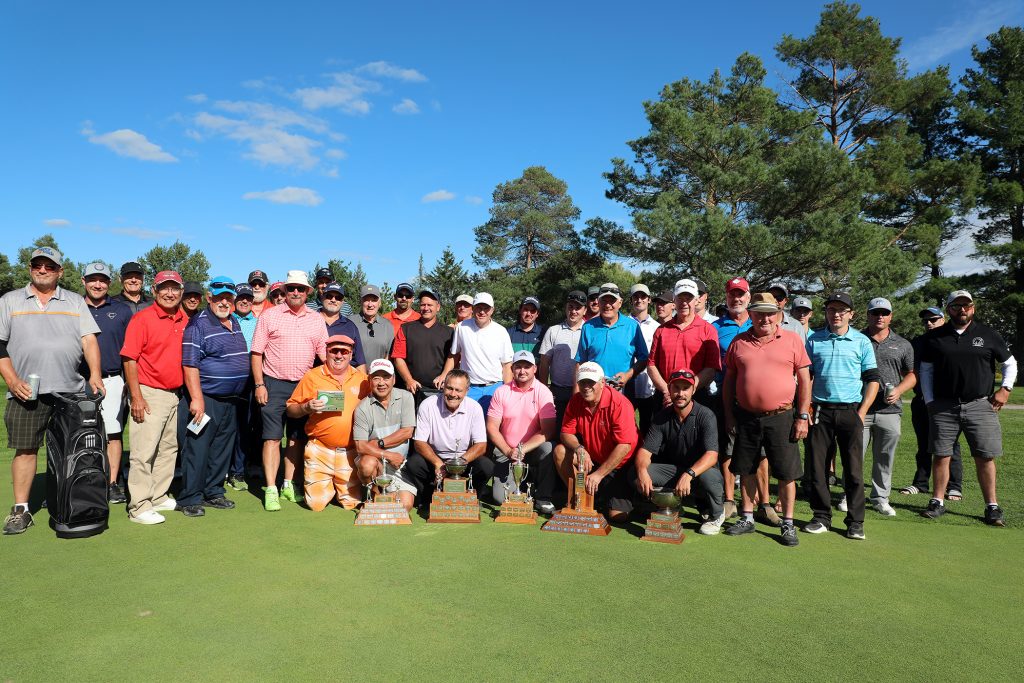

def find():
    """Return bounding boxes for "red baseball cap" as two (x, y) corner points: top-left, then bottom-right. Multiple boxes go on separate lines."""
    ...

(154, 270), (183, 286)
(668, 367), (697, 386)
(725, 277), (750, 293)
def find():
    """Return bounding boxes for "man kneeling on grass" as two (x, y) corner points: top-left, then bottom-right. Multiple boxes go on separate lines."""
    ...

(286, 335), (369, 512)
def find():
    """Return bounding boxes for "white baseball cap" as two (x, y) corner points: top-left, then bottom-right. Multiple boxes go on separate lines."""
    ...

(473, 292), (494, 308)
(512, 350), (536, 365)
(577, 361), (604, 384)
(674, 279), (699, 298)
(368, 358), (395, 376)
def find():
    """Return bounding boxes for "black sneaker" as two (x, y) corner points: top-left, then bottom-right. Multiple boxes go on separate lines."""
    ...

(921, 499), (946, 519)
(203, 496), (236, 510)
(725, 518), (756, 536)
(181, 504), (205, 517)
(108, 482), (127, 504)
(779, 522), (799, 547)
(846, 522), (865, 540)
(984, 505), (1005, 527)
(534, 500), (556, 515)
(803, 519), (829, 534)
(2, 507), (34, 535)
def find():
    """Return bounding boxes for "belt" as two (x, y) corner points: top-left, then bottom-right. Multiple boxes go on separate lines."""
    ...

(815, 402), (859, 410)
(470, 382), (499, 388)
(102, 371), (122, 378)
(743, 403), (793, 417)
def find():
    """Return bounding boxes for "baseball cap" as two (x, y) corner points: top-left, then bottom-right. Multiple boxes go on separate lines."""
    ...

(768, 283), (789, 300)
(726, 277), (750, 293)
(946, 290), (973, 306)
(824, 291), (854, 309)
(653, 290), (674, 303)
(668, 368), (697, 386)
(674, 278), (699, 298)
(208, 276), (236, 297)
(791, 296), (813, 311)
(30, 246), (63, 266)
(314, 268), (333, 281)
(629, 284), (650, 297)
(455, 294), (474, 305)
(269, 281), (285, 295)
(235, 284), (254, 299)
(690, 277), (709, 294)
(473, 292), (494, 308)
(587, 286), (601, 297)
(323, 282), (345, 297)
(512, 350), (536, 366)
(418, 288), (440, 302)
(566, 290), (587, 305)
(368, 358), (395, 376)
(247, 270), (268, 285)
(83, 262), (112, 280)
(395, 282), (415, 295)
(154, 270), (183, 287)
(577, 361), (604, 384)
(868, 297), (892, 313)
(919, 306), (943, 319)
(747, 292), (781, 313)
(520, 296), (541, 309)
(120, 261), (144, 277)
(360, 284), (381, 298)
(598, 283), (622, 300)
(183, 281), (204, 297)
(326, 334), (355, 347)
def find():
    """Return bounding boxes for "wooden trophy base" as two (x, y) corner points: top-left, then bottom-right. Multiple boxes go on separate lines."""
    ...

(495, 495), (537, 524)
(355, 493), (412, 526)
(541, 507), (611, 536)
(428, 479), (480, 523)
(641, 511), (685, 544)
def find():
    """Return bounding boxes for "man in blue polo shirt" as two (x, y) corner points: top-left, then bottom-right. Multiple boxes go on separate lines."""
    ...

(227, 282), (259, 491)
(804, 291), (880, 540)
(177, 277), (250, 517)
(82, 262), (134, 504)
(575, 283), (648, 390)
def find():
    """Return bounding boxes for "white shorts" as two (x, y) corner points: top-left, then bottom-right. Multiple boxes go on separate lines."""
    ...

(100, 375), (127, 435)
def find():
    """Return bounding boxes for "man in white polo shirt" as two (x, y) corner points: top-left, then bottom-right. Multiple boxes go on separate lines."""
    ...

(441, 291), (513, 415)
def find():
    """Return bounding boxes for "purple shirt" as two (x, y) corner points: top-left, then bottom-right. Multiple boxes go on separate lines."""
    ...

(413, 394), (486, 460)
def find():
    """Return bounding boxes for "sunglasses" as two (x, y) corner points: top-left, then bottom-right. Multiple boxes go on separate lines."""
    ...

(30, 261), (60, 272)
(322, 293), (342, 301)
(327, 347), (352, 355)
(599, 287), (620, 295)
(210, 281), (236, 292)
(396, 292), (413, 299)
(948, 303), (973, 311)
(285, 285), (307, 293)
(926, 316), (942, 323)
(366, 321), (375, 337)
(668, 370), (695, 382)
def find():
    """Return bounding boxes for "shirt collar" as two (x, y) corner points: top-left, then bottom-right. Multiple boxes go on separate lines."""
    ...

(440, 397), (467, 417)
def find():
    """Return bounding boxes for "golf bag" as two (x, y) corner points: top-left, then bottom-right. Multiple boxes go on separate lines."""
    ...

(45, 392), (109, 539)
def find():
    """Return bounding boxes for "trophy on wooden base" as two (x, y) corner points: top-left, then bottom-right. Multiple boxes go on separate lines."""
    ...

(428, 442), (480, 523)
(541, 461), (610, 536)
(641, 489), (685, 544)
(496, 449), (537, 524)
(355, 462), (412, 526)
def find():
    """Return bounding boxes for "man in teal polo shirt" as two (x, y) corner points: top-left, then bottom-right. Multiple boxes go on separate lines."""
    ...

(803, 291), (880, 540)
(574, 283), (648, 390)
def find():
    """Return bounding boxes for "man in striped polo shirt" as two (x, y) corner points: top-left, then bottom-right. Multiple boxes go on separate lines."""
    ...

(251, 270), (328, 511)
(177, 278), (250, 517)
(803, 292), (880, 540)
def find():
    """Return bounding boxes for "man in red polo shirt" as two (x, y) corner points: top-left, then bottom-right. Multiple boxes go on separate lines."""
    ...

(121, 270), (188, 525)
(647, 278), (721, 408)
(383, 282), (421, 334)
(552, 361), (638, 522)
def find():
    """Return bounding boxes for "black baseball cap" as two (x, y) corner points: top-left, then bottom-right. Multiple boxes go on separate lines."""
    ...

(247, 270), (268, 284)
(183, 281), (204, 297)
(567, 290), (587, 305)
(235, 284), (254, 299)
(690, 277), (708, 294)
(418, 288), (440, 302)
(323, 282), (345, 296)
(824, 291), (854, 309)
(315, 268), (333, 281)
(396, 282), (415, 295)
(120, 261), (144, 277)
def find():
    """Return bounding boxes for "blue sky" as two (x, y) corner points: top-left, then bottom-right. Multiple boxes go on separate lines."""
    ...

(2, 0), (1021, 289)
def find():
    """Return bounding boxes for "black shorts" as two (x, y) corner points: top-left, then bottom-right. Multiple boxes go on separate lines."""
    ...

(4, 394), (57, 450)
(260, 376), (306, 441)
(730, 407), (802, 481)
(595, 466), (634, 514)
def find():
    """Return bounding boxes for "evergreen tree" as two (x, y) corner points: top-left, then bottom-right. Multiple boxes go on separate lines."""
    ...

(422, 246), (473, 322)
(16, 234), (85, 294)
(138, 241), (210, 287)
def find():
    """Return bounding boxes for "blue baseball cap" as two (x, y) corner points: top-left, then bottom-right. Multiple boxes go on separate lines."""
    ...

(208, 276), (236, 297)
(919, 306), (943, 319)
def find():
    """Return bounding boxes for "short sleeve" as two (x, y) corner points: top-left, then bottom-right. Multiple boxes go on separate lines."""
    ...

(861, 337), (877, 371)
(352, 400), (372, 441)
(78, 298), (100, 336)
(120, 312), (145, 361)
(574, 325), (590, 364)
(286, 371), (317, 407)
(414, 401), (433, 442)
(251, 314), (270, 355)
(500, 329), (514, 363)
(487, 386), (507, 422)
(702, 329), (722, 371)
(538, 327), (555, 357)
(392, 324), (408, 359)
(793, 336), (811, 369)
(538, 385), (556, 421)
(469, 401), (487, 444)
(398, 391), (416, 428)
(181, 319), (203, 368)
(450, 324), (463, 355)
(642, 412), (667, 455)
(698, 407), (719, 454)
(610, 395), (639, 445)
(561, 395), (581, 434)
(632, 325), (649, 363)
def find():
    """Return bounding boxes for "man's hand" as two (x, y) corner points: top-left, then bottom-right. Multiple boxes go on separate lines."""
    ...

(724, 414), (736, 436)
(856, 409), (868, 424)
(434, 463), (446, 482)
(792, 417), (808, 441)
(130, 395), (151, 424)
(573, 447), (593, 474)
(584, 470), (605, 495)
(406, 379), (422, 395)
(88, 374), (105, 398)
(189, 396), (206, 424)
(660, 387), (672, 407)
(610, 373), (628, 389)
(432, 374), (445, 390)
(636, 469), (654, 497)
(884, 387), (901, 405)
(674, 473), (692, 498)
(8, 376), (32, 402)
(255, 385), (269, 406)
(991, 387), (1011, 412)
(383, 451), (404, 469)
(307, 398), (327, 414)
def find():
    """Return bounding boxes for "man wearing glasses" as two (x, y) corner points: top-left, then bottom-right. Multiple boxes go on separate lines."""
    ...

(246, 270), (272, 317)
(0, 247), (103, 535)
(318, 282), (366, 372)
(768, 283), (807, 342)
(112, 261), (153, 315)
(307, 267), (351, 315)
(392, 289), (453, 409)
(803, 292), (879, 540)
(919, 290), (1016, 526)
(383, 282), (421, 334)
(574, 283), (649, 393)
(251, 271), (328, 511)
(348, 284), (394, 364)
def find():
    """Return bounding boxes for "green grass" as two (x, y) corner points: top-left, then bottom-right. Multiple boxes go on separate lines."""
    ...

(1, 387), (1023, 681)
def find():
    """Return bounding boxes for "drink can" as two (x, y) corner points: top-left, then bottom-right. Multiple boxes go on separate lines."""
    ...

(27, 373), (40, 400)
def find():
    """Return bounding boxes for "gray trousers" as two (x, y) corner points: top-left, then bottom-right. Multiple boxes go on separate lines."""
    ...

(489, 441), (555, 504)
(862, 412), (902, 502)
(632, 462), (725, 518)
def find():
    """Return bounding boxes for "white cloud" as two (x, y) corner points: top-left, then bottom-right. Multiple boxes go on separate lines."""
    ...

(108, 226), (178, 240)
(186, 93), (208, 103)
(324, 167), (340, 179)
(325, 148), (347, 160)
(43, 218), (71, 227)
(422, 189), (455, 203)
(464, 196), (484, 205)
(358, 61), (428, 82)
(393, 98), (420, 115)
(195, 110), (322, 170)
(903, 2), (1023, 69)
(243, 186), (323, 206)
(227, 223), (252, 232)
(293, 73), (378, 113)
(85, 128), (178, 163)
(184, 129), (203, 141)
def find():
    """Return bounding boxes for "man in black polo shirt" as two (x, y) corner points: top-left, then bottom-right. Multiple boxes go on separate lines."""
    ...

(111, 261), (152, 314)
(919, 290), (1016, 526)
(82, 262), (134, 503)
(632, 367), (725, 535)
(392, 289), (454, 409)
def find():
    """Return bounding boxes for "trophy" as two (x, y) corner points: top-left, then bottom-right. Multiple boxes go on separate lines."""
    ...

(496, 445), (537, 524)
(428, 438), (480, 523)
(641, 488), (685, 543)
(541, 448), (610, 536)
(354, 454), (411, 526)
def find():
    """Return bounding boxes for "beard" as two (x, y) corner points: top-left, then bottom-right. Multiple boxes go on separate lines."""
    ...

(253, 291), (267, 303)
(211, 307), (232, 320)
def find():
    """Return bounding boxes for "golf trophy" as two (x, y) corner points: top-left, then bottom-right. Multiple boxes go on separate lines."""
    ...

(541, 450), (610, 536)
(641, 489), (685, 544)
(428, 438), (480, 523)
(355, 457), (411, 526)
(495, 445), (537, 524)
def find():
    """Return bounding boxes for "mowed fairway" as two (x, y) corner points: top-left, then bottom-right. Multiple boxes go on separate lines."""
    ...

(1, 390), (1022, 682)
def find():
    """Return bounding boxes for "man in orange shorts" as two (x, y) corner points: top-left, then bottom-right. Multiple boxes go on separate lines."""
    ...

(286, 335), (369, 511)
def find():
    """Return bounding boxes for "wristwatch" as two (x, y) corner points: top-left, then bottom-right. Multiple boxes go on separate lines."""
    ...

(254, 383), (265, 389)
(796, 412), (810, 420)
(685, 468), (696, 479)
(377, 438), (386, 450)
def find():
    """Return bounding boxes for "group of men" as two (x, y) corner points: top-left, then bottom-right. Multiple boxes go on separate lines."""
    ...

(1, 249), (1017, 546)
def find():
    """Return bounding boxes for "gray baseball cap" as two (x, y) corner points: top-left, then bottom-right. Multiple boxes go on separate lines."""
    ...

(790, 296), (813, 311)
(83, 262), (112, 280)
(360, 284), (381, 299)
(868, 297), (892, 313)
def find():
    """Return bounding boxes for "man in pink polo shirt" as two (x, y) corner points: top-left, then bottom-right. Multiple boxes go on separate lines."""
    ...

(121, 270), (187, 525)
(485, 350), (558, 514)
(251, 270), (328, 511)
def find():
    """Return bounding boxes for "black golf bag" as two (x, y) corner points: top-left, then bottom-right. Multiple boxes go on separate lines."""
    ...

(45, 392), (109, 538)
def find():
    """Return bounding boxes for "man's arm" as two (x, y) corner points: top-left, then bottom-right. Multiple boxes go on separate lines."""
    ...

(182, 366), (205, 423)
(413, 439), (445, 481)
(251, 352), (268, 405)
(585, 443), (630, 495)
(537, 354), (551, 385)
(647, 363), (669, 406)
(722, 365), (737, 436)
(0, 346), (30, 400)
(675, 448), (720, 497)
(792, 366), (811, 440)
(486, 417), (513, 458)
(634, 447), (655, 496)
(122, 358), (149, 423)
(81, 333), (104, 396)
(393, 357), (420, 394)
(354, 427), (415, 468)
(501, 362), (512, 384)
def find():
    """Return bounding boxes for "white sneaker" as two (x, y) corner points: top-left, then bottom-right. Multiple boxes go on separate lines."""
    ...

(874, 500), (897, 517)
(699, 512), (726, 535)
(130, 510), (165, 525)
(152, 498), (177, 512)
(837, 495), (848, 512)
